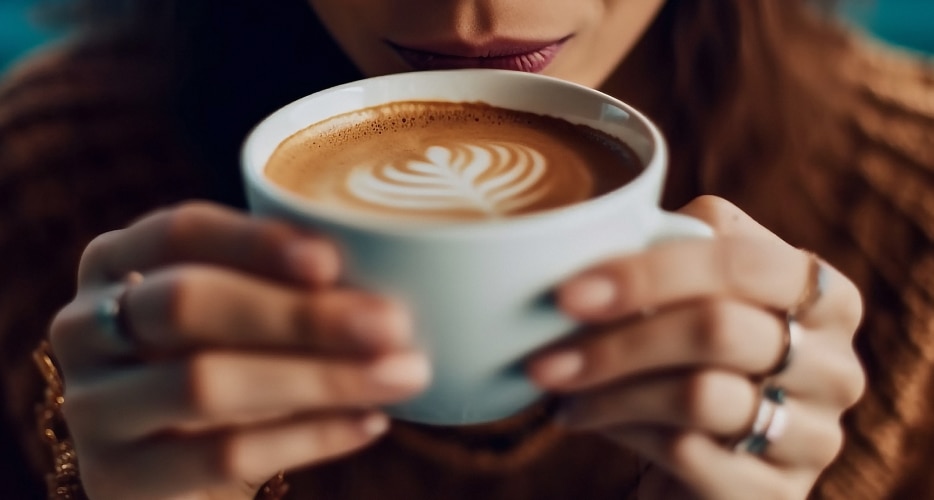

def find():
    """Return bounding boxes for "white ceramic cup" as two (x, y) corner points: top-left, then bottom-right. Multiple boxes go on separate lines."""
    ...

(241, 69), (710, 426)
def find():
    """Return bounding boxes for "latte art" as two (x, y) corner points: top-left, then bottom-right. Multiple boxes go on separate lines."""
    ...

(348, 142), (551, 217)
(265, 101), (642, 221)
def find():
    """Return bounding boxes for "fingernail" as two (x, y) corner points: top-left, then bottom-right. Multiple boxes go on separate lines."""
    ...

(534, 350), (584, 387)
(560, 275), (616, 316)
(286, 240), (338, 284)
(360, 412), (390, 436)
(370, 352), (431, 389)
(346, 300), (413, 348)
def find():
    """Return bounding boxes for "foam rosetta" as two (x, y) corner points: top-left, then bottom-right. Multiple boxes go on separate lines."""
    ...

(348, 142), (550, 217)
(264, 101), (642, 221)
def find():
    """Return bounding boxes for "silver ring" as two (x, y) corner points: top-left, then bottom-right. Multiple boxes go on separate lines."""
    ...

(765, 313), (803, 376)
(94, 271), (143, 346)
(735, 385), (789, 455)
(765, 253), (826, 377)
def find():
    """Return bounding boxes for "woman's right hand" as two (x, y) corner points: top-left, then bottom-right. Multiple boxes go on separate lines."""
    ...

(49, 201), (431, 500)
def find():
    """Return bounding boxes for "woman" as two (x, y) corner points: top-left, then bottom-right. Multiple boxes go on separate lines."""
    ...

(0, 1), (930, 498)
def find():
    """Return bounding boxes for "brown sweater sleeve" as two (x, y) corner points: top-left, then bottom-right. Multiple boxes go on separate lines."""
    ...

(0, 39), (204, 493)
(816, 44), (934, 499)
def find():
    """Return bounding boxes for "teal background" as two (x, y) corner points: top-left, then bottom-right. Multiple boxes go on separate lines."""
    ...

(1, 1), (932, 72)
(841, 0), (934, 54)
(0, 0), (55, 72)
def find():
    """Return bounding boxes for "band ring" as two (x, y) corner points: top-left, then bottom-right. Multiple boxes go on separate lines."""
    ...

(765, 313), (802, 376)
(735, 385), (788, 455)
(790, 251), (828, 320)
(764, 252), (827, 377)
(94, 271), (144, 347)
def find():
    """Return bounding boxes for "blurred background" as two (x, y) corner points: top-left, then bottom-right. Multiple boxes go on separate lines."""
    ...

(0, 0), (55, 72)
(1, 0), (932, 72)
(840, 0), (934, 54)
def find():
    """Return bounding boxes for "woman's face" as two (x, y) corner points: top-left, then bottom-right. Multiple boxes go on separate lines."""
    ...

(308, 0), (665, 88)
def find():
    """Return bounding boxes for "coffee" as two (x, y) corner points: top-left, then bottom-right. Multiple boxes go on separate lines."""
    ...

(265, 101), (641, 221)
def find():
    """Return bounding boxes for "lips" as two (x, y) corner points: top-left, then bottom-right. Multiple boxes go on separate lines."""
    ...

(388, 37), (570, 73)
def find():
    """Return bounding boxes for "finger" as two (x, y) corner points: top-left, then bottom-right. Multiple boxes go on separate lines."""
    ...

(676, 197), (862, 329)
(558, 370), (758, 437)
(675, 196), (785, 242)
(557, 236), (860, 332)
(64, 350), (429, 440)
(529, 309), (863, 411)
(676, 198), (861, 328)
(604, 427), (798, 500)
(771, 330), (866, 410)
(529, 300), (785, 390)
(52, 265), (412, 368)
(78, 201), (340, 287)
(558, 370), (844, 470)
(746, 400), (846, 470)
(128, 266), (411, 354)
(91, 412), (389, 500)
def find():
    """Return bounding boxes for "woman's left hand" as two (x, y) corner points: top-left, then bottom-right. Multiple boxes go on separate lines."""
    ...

(527, 196), (866, 500)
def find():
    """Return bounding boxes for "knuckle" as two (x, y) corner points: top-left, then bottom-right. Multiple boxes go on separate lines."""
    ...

(48, 302), (83, 356)
(81, 231), (118, 266)
(820, 350), (866, 409)
(811, 424), (846, 468)
(718, 237), (767, 294)
(78, 230), (123, 282)
(835, 280), (865, 332)
(162, 203), (217, 244)
(682, 195), (742, 232)
(835, 354), (867, 408)
(175, 200), (222, 218)
(133, 206), (175, 228)
(244, 220), (340, 283)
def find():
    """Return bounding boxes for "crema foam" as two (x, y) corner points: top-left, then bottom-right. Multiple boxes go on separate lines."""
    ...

(265, 101), (641, 221)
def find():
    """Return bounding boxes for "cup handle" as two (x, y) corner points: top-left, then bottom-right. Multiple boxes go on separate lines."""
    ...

(650, 210), (715, 244)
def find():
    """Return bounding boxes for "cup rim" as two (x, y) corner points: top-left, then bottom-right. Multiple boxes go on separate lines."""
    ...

(241, 69), (667, 237)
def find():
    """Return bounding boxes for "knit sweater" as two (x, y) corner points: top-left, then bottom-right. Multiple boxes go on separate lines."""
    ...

(0, 30), (932, 500)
